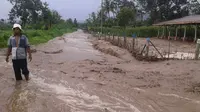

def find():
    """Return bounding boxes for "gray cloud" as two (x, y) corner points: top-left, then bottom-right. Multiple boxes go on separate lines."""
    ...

(42, 0), (101, 21)
(0, 0), (101, 21)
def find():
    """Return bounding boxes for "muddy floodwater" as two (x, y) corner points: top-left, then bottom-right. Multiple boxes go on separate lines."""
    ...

(0, 30), (200, 112)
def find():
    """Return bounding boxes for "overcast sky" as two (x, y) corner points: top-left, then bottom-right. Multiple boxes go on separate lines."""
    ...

(0, 0), (101, 22)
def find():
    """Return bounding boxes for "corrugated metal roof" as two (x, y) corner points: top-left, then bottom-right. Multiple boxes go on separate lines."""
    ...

(153, 15), (200, 26)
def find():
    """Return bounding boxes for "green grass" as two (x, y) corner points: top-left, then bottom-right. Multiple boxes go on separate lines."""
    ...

(0, 27), (76, 48)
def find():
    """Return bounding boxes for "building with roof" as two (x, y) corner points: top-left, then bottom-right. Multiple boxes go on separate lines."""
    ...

(153, 15), (200, 42)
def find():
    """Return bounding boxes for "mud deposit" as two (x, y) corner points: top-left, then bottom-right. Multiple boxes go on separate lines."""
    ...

(0, 30), (200, 112)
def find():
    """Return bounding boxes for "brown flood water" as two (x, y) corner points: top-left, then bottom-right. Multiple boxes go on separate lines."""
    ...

(0, 30), (200, 112)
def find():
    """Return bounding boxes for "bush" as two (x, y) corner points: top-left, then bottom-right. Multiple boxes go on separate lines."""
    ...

(89, 26), (159, 37)
(89, 26), (200, 39)
(0, 24), (76, 48)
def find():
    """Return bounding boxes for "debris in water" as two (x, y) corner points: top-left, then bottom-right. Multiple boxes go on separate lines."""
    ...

(31, 49), (37, 53)
(60, 71), (67, 74)
(43, 49), (63, 54)
(95, 82), (106, 86)
(90, 69), (100, 73)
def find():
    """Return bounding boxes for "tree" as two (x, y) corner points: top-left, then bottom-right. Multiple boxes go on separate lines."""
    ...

(188, 0), (200, 14)
(117, 7), (135, 28)
(51, 10), (61, 24)
(137, 0), (189, 24)
(66, 18), (74, 27)
(102, 0), (114, 18)
(74, 18), (78, 27)
(41, 2), (52, 29)
(7, 0), (63, 29)
(7, 0), (44, 26)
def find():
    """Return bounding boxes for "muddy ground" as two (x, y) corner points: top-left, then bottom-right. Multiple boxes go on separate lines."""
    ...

(0, 30), (200, 112)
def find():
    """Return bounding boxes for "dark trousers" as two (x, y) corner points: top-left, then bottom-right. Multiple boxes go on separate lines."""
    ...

(12, 59), (29, 81)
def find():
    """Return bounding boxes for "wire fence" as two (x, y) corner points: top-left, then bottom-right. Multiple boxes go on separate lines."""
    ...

(92, 32), (199, 61)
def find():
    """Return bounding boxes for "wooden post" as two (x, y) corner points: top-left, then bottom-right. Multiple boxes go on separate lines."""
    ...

(194, 25), (197, 42)
(108, 32), (110, 41)
(149, 41), (164, 59)
(132, 38), (135, 52)
(132, 34), (136, 52)
(168, 38), (171, 59)
(146, 38), (150, 57)
(183, 26), (186, 41)
(157, 28), (160, 38)
(168, 30), (171, 40)
(98, 32), (101, 40)
(195, 39), (200, 60)
(100, 32), (102, 39)
(165, 26), (167, 39)
(118, 36), (120, 46)
(124, 33), (127, 48)
(112, 34), (115, 44)
(175, 27), (178, 40)
(162, 26), (165, 39)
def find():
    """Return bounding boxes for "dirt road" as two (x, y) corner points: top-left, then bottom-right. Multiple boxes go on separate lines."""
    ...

(0, 30), (200, 112)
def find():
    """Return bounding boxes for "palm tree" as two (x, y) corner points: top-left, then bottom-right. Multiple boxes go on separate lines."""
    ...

(102, 0), (117, 19)
(102, 0), (111, 18)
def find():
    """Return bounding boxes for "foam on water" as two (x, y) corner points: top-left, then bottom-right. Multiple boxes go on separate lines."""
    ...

(163, 52), (198, 59)
(31, 75), (141, 112)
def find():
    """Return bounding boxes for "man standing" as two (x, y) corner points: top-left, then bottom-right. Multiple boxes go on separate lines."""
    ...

(6, 24), (32, 81)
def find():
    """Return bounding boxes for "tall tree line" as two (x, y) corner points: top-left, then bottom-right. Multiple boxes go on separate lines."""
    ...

(86, 0), (136, 28)
(6, 0), (77, 29)
(86, 0), (200, 27)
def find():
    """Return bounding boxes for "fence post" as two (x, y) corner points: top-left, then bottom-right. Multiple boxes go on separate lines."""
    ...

(123, 33), (127, 48)
(195, 39), (200, 60)
(118, 35), (120, 46)
(183, 27), (186, 41)
(132, 34), (136, 52)
(104, 33), (106, 41)
(146, 38), (150, 57)
(106, 33), (108, 41)
(112, 34), (115, 44)
(108, 32), (110, 41)
(98, 32), (100, 40)
(162, 27), (165, 39)
(157, 28), (160, 38)
(194, 24), (197, 42)
(175, 26), (178, 40)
